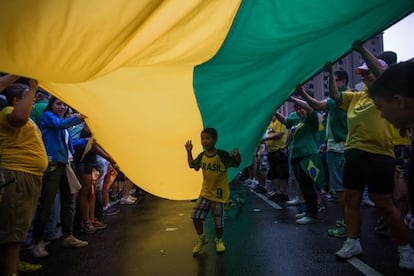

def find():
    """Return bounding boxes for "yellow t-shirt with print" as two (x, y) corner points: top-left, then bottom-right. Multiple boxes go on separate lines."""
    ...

(0, 106), (48, 176)
(192, 150), (239, 203)
(265, 119), (287, 153)
(340, 90), (394, 157)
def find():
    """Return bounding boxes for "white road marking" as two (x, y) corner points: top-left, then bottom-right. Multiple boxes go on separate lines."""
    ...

(249, 189), (282, 210)
(348, 257), (383, 276)
(249, 185), (383, 276)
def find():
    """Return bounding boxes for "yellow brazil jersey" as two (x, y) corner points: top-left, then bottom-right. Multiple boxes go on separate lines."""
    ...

(192, 150), (238, 203)
(340, 90), (394, 157)
(0, 106), (48, 176)
(265, 119), (287, 153)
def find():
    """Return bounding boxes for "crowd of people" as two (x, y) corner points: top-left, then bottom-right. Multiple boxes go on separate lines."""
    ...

(0, 77), (142, 275)
(1, 40), (414, 275)
(240, 41), (414, 271)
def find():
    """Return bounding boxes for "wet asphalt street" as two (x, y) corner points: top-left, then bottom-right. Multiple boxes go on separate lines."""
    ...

(22, 180), (414, 276)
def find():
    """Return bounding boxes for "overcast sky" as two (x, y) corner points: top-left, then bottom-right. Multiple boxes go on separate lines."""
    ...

(383, 12), (414, 62)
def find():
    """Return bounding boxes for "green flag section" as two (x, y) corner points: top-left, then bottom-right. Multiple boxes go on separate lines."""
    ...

(0, 0), (413, 200)
(194, 0), (414, 181)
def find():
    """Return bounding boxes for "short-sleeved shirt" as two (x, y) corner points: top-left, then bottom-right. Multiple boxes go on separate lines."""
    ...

(0, 107), (48, 175)
(265, 119), (287, 152)
(192, 150), (238, 203)
(326, 95), (348, 142)
(339, 90), (394, 157)
(286, 110), (320, 160)
(29, 99), (48, 125)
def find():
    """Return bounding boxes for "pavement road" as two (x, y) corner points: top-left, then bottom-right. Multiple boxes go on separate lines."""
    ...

(24, 180), (414, 276)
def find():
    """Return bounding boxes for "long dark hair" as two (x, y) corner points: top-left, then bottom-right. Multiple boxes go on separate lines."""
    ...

(44, 96), (70, 117)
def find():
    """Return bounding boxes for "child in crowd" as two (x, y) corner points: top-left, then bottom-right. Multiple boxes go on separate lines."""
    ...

(185, 128), (241, 255)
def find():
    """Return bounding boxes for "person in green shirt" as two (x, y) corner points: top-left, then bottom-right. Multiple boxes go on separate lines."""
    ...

(297, 71), (349, 238)
(30, 88), (50, 125)
(276, 93), (324, 225)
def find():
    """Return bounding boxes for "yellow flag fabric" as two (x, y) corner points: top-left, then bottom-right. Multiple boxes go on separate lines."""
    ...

(1, 0), (413, 200)
(0, 0), (242, 200)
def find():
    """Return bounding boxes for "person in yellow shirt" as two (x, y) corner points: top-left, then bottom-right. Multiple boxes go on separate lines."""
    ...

(0, 78), (48, 276)
(330, 41), (414, 271)
(368, 59), (414, 233)
(368, 60), (414, 130)
(185, 128), (241, 255)
(261, 111), (289, 201)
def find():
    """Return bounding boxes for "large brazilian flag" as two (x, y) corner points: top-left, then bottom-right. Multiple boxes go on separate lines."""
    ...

(0, 0), (413, 200)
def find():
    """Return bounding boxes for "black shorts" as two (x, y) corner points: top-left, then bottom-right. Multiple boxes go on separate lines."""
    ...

(267, 149), (289, 180)
(343, 149), (395, 194)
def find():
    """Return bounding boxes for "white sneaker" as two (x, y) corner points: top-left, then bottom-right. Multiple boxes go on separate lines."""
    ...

(63, 235), (88, 248)
(296, 216), (318, 225)
(121, 197), (135, 205)
(399, 245), (414, 271)
(31, 241), (49, 258)
(336, 239), (363, 259)
(295, 212), (306, 219)
(128, 195), (137, 202)
(287, 198), (304, 206)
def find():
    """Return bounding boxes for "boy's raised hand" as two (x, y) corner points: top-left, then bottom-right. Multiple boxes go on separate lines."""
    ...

(185, 140), (193, 152)
(230, 148), (241, 163)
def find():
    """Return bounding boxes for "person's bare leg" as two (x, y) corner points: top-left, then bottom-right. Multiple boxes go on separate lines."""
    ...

(344, 189), (362, 238)
(371, 193), (408, 245)
(393, 171), (408, 216)
(78, 173), (92, 223)
(122, 179), (133, 199)
(102, 166), (117, 207)
(277, 178), (288, 195)
(0, 242), (19, 275)
(89, 184), (96, 220)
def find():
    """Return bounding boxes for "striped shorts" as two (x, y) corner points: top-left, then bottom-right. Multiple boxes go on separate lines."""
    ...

(191, 197), (224, 228)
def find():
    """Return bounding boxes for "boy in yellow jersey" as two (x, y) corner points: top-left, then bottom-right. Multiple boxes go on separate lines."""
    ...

(331, 41), (414, 271)
(185, 128), (241, 255)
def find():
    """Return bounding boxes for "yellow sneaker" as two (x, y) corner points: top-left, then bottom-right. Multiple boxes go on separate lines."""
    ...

(18, 261), (42, 273)
(215, 238), (226, 253)
(192, 235), (208, 255)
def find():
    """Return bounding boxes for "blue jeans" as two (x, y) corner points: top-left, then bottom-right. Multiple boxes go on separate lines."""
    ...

(326, 151), (345, 193)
